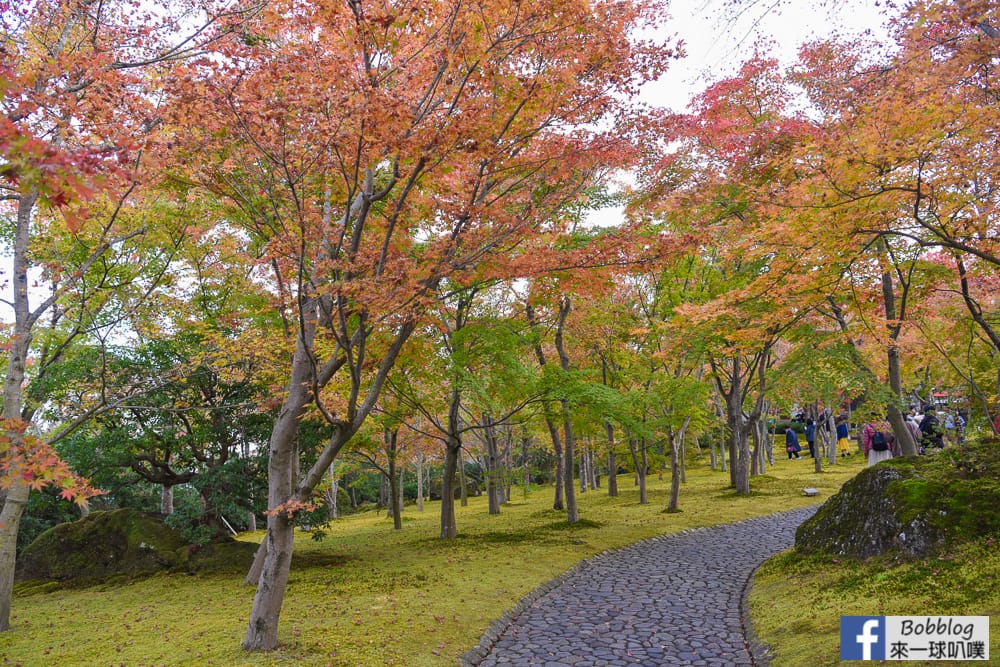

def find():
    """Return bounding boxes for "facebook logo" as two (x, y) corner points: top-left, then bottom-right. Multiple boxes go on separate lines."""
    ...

(841, 616), (885, 660)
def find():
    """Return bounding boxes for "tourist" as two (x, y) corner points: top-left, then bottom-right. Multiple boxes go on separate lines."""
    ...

(862, 418), (894, 466)
(785, 426), (802, 460)
(919, 409), (945, 450)
(836, 416), (851, 457)
(905, 414), (923, 454)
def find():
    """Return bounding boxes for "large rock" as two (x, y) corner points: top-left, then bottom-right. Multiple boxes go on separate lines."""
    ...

(796, 440), (1000, 559)
(16, 508), (257, 583)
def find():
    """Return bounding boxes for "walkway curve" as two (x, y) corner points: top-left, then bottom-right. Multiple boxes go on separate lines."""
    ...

(461, 506), (818, 667)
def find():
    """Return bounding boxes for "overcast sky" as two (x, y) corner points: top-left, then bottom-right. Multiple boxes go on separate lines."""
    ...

(647, 0), (893, 111)
(578, 0), (893, 227)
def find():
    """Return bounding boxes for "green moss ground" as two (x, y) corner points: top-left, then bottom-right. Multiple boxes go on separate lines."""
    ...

(750, 442), (1000, 667)
(3, 453), (864, 666)
(749, 541), (1000, 666)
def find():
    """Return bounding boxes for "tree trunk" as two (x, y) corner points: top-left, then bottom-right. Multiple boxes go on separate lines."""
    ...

(828, 411), (837, 466)
(0, 193), (37, 631)
(667, 429), (681, 512)
(243, 320), (317, 650)
(679, 431), (687, 484)
(526, 301), (564, 511)
(484, 419), (502, 515)
(416, 452), (424, 513)
(161, 485), (174, 515)
(501, 425), (512, 503)
(378, 474), (389, 509)
(544, 412), (565, 511)
(721, 375), (752, 495)
(440, 440), (460, 538)
(605, 421), (619, 497)
(521, 434), (531, 490)
(750, 422), (762, 476)
(560, 400), (579, 522)
(326, 473), (339, 520)
(386, 428), (402, 530)
(627, 436), (648, 504)
(639, 438), (648, 505)
(880, 250), (919, 456)
(0, 481), (28, 631)
(458, 447), (468, 507)
(440, 386), (462, 538)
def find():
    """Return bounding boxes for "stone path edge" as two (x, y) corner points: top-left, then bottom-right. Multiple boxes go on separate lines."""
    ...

(458, 506), (819, 667)
(740, 558), (776, 666)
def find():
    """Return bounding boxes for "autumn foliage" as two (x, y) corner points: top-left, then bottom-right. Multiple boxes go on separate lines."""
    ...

(3, 0), (1000, 658)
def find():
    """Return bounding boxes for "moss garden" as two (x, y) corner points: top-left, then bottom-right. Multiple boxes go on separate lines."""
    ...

(4, 441), (999, 666)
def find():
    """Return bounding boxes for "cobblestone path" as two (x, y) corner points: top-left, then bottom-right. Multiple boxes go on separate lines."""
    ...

(462, 506), (818, 667)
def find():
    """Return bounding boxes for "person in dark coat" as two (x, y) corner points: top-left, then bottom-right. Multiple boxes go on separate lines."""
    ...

(919, 410), (945, 450)
(785, 426), (801, 459)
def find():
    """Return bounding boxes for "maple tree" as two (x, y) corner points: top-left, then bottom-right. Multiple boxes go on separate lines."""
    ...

(0, 0), (259, 631)
(775, 0), (1000, 449)
(636, 56), (816, 494)
(165, 0), (676, 649)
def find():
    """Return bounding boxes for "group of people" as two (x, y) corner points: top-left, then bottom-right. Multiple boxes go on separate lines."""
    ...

(783, 406), (961, 466)
(783, 412), (853, 461)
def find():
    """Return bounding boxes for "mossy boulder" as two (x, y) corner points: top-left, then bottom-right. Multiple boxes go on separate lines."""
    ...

(16, 508), (257, 583)
(796, 439), (1000, 559)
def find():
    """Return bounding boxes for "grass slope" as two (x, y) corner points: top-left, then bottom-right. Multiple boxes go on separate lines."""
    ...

(4, 453), (863, 666)
(750, 443), (1000, 667)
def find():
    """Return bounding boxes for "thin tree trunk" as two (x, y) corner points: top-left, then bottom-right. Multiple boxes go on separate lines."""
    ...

(0, 193), (38, 631)
(560, 399), (579, 522)
(244, 529), (268, 584)
(440, 440), (460, 538)
(880, 248), (919, 456)
(243, 401), (314, 648)
(326, 473), (339, 520)
(828, 411), (837, 466)
(398, 466), (405, 514)
(521, 434), (531, 490)
(679, 432), (687, 484)
(544, 412), (564, 511)
(484, 419), (501, 515)
(639, 438), (648, 505)
(501, 425), (513, 503)
(386, 428), (402, 530)
(667, 428), (681, 512)
(161, 485), (174, 515)
(440, 386), (462, 538)
(416, 452), (424, 513)
(458, 447), (468, 507)
(715, 354), (753, 495)
(0, 481), (28, 631)
(676, 417), (691, 486)
(526, 301), (565, 511)
(725, 384), (752, 495)
(605, 421), (618, 497)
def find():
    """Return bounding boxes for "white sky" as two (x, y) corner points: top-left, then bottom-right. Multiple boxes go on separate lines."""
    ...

(581, 0), (893, 227)
(650, 0), (892, 111)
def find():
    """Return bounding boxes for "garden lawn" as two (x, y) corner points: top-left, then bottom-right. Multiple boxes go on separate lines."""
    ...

(3, 453), (864, 666)
(750, 541), (1000, 666)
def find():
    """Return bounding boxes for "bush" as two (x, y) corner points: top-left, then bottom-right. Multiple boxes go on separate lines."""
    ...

(772, 420), (805, 434)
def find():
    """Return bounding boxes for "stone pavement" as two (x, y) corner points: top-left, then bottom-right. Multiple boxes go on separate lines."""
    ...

(461, 506), (818, 667)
